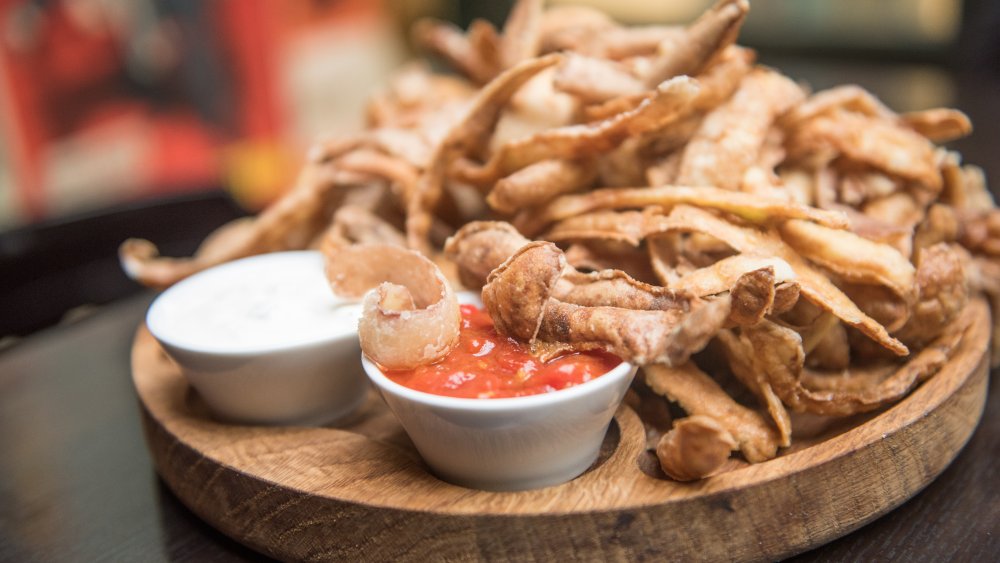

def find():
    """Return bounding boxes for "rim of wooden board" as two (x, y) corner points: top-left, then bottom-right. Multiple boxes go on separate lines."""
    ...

(132, 299), (991, 562)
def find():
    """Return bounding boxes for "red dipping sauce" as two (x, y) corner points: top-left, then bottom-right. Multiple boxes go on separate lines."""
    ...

(383, 304), (622, 399)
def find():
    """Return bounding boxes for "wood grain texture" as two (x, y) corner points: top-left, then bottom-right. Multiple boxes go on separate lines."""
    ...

(132, 301), (991, 562)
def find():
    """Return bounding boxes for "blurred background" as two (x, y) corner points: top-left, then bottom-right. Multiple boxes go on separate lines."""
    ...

(0, 0), (998, 336)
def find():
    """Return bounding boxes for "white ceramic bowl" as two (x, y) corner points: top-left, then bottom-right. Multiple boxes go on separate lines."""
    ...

(146, 251), (369, 426)
(361, 307), (637, 491)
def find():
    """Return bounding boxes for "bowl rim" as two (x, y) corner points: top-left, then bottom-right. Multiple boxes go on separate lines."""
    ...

(146, 250), (361, 357)
(361, 352), (636, 412)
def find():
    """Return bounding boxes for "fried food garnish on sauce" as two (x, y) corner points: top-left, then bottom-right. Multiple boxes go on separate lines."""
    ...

(324, 243), (460, 370)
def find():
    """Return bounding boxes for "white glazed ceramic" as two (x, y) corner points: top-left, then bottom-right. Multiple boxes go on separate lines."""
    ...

(361, 294), (637, 491)
(146, 251), (368, 426)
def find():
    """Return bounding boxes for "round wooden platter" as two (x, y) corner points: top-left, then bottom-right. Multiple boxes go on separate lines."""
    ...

(132, 300), (991, 562)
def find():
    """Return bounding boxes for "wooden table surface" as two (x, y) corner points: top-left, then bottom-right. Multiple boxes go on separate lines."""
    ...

(0, 291), (997, 562)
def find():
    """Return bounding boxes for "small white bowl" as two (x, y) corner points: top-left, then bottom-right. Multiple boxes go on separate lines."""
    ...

(146, 251), (369, 426)
(362, 328), (637, 491)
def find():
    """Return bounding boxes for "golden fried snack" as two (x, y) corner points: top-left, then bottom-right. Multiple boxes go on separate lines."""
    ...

(121, 160), (342, 288)
(732, 312), (970, 416)
(676, 68), (804, 190)
(644, 363), (781, 463)
(320, 205), (406, 251)
(443, 221), (530, 289)
(518, 185), (848, 236)
(413, 0), (542, 84)
(407, 54), (561, 252)
(656, 415), (737, 481)
(453, 75), (701, 185)
(893, 243), (968, 350)
(644, 0), (749, 87)
(324, 243), (460, 369)
(663, 205), (908, 355)
(779, 219), (917, 305)
(486, 158), (597, 213)
(900, 108), (972, 143)
(482, 241), (729, 366)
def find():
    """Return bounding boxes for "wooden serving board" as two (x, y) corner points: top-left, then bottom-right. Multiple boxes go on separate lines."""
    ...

(132, 301), (991, 562)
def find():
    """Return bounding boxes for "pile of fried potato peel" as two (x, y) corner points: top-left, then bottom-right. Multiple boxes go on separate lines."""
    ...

(121, 0), (1000, 481)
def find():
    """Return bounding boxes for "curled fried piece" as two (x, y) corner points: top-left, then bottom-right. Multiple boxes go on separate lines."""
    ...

(738, 314), (970, 416)
(663, 205), (908, 355)
(656, 415), (737, 481)
(324, 243), (460, 369)
(779, 219), (917, 305)
(482, 241), (729, 366)
(518, 185), (848, 237)
(893, 243), (969, 350)
(644, 363), (781, 463)
(444, 221), (530, 289)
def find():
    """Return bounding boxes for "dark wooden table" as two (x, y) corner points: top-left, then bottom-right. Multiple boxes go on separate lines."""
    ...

(0, 292), (997, 562)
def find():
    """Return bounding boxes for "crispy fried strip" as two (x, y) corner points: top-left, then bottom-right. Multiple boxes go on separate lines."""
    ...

(779, 219), (917, 305)
(717, 329), (793, 446)
(517, 185), (848, 236)
(554, 268), (691, 311)
(644, 363), (781, 463)
(644, 0), (749, 86)
(412, 19), (498, 84)
(656, 415), (737, 481)
(901, 108), (972, 143)
(546, 209), (664, 246)
(454, 75), (701, 184)
(498, 0), (543, 69)
(552, 54), (646, 103)
(663, 205), (908, 355)
(893, 243), (969, 350)
(406, 55), (560, 252)
(443, 221), (530, 289)
(783, 84), (896, 125)
(677, 68), (805, 190)
(324, 243), (460, 370)
(788, 110), (943, 192)
(672, 255), (795, 297)
(486, 159), (597, 214)
(742, 313), (969, 416)
(120, 160), (344, 289)
(482, 241), (729, 366)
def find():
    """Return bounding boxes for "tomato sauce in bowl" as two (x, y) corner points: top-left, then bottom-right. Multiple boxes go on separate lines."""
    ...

(382, 305), (621, 399)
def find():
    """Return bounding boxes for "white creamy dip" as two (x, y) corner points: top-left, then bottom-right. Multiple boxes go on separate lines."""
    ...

(147, 251), (361, 353)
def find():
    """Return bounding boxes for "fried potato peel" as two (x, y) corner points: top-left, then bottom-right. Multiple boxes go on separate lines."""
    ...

(324, 243), (460, 370)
